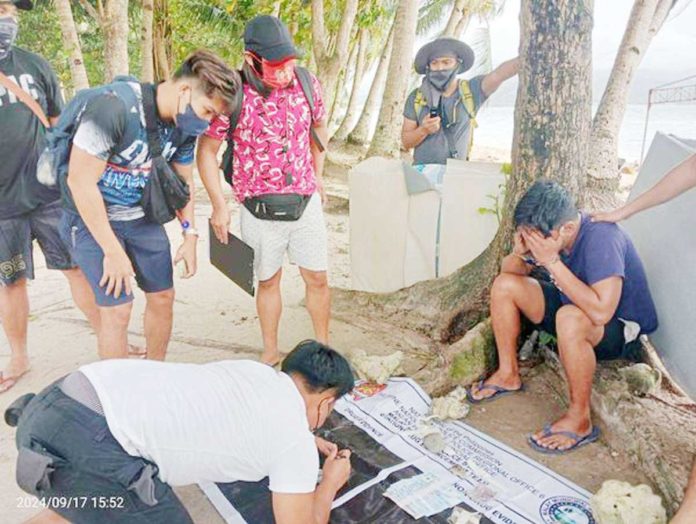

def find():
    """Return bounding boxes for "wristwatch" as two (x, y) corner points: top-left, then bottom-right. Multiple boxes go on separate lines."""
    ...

(183, 227), (199, 237)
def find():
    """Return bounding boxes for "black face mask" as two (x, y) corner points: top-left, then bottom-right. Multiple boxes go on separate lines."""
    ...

(426, 67), (458, 92)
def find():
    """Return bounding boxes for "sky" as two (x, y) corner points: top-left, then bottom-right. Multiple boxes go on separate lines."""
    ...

(464, 0), (696, 105)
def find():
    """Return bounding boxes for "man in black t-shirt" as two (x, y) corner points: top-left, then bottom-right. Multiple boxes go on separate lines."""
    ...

(0, 0), (100, 394)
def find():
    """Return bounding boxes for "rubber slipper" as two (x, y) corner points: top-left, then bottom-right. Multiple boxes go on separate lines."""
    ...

(128, 345), (147, 359)
(262, 352), (288, 369)
(465, 379), (524, 404)
(0, 370), (29, 394)
(528, 424), (601, 455)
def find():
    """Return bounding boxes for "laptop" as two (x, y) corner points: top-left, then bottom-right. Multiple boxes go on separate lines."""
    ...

(208, 220), (255, 296)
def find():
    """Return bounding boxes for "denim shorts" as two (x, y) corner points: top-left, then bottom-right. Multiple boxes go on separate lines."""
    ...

(59, 212), (173, 307)
(14, 380), (193, 523)
(0, 200), (74, 286)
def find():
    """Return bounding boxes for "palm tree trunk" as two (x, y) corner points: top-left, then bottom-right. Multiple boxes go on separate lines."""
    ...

(584, 0), (674, 210)
(332, 28), (370, 142)
(103, 0), (130, 80)
(328, 37), (359, 133)
(312, 0), (359, 114)
(140, 0), (155, 82)
(347, 25), (394, 145)
(153, 0), (171, 80)
(367, 0), (418, 158)
(54, 0), (89, 91)
(335, 0), (593, 342)
(453, 12), (471, 38)
(442, 0), (468, 37)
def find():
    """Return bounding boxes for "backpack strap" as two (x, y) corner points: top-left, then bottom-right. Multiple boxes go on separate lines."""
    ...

(412, 88), (428, 124)
(458, 79), (478, 128)
(140, 83), (163, 158)
(225, 67), (323, 150)
(458, 79), (477, 158)
(0, 71), (50, 128)
(296, 66), (325, 152)
(410, 80), (478, 158)
(221, 67), (325, 187)
(221, 72), (244, 187)
(139, 82), (188, 156)
(225, 98), (243, 142)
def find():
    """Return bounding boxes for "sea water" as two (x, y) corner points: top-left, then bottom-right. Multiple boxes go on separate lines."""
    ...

(474, 103), (696, 163)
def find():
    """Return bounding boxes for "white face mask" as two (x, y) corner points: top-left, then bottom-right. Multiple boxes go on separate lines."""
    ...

(0, 16), (18, 60)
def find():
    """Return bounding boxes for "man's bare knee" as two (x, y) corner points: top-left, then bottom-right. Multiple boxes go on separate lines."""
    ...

(146, 288), (175, 310)
(302, 270), (328, 290)
(258, 270), (282, 290)
(100, 303), (133, 327)
(491, 273), (525, 301)
(556, 305), (592, 344)
(0, 277), (27, 295)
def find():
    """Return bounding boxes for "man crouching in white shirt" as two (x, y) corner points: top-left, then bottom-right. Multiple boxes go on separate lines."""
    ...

(9, 340), (354, 523)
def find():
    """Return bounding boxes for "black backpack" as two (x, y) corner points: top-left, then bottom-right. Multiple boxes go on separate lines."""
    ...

(50, 76), (141, 213)
(220, 66), (325, 186)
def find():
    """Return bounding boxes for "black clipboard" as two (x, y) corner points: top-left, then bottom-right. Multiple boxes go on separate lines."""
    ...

(209, 220), (256, 296)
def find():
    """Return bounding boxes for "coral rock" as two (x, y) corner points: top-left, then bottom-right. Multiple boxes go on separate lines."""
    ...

(619, 363), (661, 397)
(350, 350), (404, 385)
(431, 387), (470, 420)
(590, 480), (667, 524)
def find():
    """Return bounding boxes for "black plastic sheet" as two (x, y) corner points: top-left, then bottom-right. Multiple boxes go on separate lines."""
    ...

(213, 412), (494, 523)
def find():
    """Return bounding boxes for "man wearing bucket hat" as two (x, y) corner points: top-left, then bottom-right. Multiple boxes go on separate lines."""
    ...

(0, 0), (101, 394)
(198, 16), (330, 368)
(402, 37), (519, 165)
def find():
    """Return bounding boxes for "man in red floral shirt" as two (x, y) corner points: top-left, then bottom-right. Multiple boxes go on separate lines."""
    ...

(198, 15), (329, 366)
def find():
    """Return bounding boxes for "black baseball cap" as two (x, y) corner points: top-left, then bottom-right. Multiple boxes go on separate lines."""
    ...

(243, 15), (297, 63)
(2, 0), (33, 10)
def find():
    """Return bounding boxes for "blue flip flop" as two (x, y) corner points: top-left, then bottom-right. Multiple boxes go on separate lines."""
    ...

(465, 379), (525, 404)
(528, 424), (601, 455)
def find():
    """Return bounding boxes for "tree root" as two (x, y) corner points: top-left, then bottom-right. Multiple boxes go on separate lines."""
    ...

(332, 244), (500, 343)
(541, 347), (696, 514)
(412, 319), (497, 397)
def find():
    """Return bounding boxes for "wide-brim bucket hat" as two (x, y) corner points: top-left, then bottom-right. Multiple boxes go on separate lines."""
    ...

(414, 38), (474, 75)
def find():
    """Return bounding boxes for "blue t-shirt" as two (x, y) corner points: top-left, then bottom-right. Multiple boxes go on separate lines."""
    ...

(71, 81), (195, 221)
(560, 214), (658, 334)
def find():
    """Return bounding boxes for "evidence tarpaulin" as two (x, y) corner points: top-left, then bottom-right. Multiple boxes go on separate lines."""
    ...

(201, 378), (595, 524)
(200, 410), (472, 523)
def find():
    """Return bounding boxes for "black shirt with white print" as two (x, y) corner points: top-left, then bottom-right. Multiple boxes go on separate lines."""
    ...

(0, 46), (64, 219)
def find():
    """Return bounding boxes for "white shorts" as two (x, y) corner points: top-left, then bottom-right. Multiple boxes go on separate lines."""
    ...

(240, 193), (328, 281)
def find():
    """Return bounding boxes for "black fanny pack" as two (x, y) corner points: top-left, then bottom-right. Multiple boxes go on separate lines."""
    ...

(243, 193), (311, 221)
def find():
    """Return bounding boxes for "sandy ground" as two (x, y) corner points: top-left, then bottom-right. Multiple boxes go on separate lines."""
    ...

(0, 163), (650, 523)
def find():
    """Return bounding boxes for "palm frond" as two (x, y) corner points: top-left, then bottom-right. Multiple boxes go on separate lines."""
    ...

(417, 0), (453, 36)
(466, 25), (492, 77)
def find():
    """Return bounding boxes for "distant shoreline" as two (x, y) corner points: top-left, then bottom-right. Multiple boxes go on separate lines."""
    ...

(472, 103), (696, 164)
